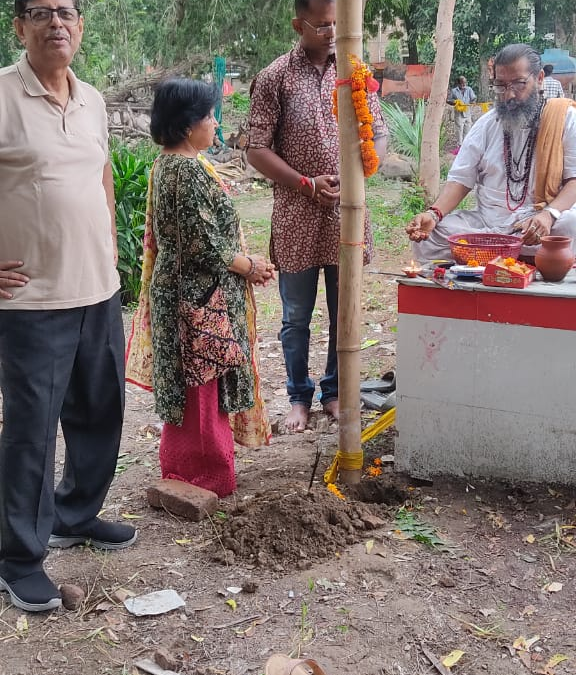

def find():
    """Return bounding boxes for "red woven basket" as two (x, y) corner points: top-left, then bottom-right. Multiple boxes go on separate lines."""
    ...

(448, 233), (523, 265)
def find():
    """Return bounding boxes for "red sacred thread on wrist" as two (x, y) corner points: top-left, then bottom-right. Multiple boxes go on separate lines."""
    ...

(428, 206), (444, 221)
(299, 175), (313, 193)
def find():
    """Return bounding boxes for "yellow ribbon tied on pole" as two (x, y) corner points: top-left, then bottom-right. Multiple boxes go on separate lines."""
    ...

(323, 408), (396, 484)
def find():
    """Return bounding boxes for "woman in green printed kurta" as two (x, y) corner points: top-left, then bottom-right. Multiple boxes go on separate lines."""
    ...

(129, 79), (274, 497)
(150, 153), (254, 424)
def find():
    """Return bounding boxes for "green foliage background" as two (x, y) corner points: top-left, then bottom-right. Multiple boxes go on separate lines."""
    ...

(110, 142), (155, 305)
(2, 0), (575, 94)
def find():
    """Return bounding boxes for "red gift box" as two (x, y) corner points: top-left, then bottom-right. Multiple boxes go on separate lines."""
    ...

(482, 256), (536, 289)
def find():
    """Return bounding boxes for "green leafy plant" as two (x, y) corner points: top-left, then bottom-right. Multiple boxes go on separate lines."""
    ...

(299, 601), (314, 644)
(398, 182), (426, 217)
(380, 99), (446, 171)
(380, 99), (426, 166)
(111, 143), (154, 304)
(229, 91), (251, 114)
(394, 506), (454, 552)
(367, 177), (424, 255)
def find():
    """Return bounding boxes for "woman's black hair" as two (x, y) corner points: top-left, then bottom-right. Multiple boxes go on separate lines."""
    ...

(150, 78), (221, 148)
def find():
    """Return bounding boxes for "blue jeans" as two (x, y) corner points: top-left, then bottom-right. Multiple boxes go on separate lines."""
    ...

(278, 266), (338, 407)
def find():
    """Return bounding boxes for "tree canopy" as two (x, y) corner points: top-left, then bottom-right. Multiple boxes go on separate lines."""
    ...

(0, 0), (574, 94)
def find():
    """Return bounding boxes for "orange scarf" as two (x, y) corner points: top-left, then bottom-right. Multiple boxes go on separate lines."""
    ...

(533, 98), (576, 209)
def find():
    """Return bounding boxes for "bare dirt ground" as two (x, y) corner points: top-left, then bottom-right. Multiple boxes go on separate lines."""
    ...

(1, 179), (575, 675)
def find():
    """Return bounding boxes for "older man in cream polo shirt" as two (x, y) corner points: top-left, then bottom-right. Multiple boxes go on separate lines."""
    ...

(0, 0), (137, 613)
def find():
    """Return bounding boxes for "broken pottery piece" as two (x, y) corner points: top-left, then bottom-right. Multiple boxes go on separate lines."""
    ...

(124, 589), (185, 616)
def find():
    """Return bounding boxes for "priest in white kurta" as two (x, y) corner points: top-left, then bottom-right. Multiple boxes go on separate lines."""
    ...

(408, 44), (576, 263)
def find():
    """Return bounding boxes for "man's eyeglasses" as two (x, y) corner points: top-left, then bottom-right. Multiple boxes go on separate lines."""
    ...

(302, 18), (336, 36)
(20, 7), (81, 27)
(492, 77), (532, 94)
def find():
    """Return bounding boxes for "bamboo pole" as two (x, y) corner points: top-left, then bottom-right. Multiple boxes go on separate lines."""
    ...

(336, 0), (364, 485)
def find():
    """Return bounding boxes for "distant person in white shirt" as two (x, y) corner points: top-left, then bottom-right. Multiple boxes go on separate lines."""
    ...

(542, 64), (564, 99)
(448, 76), (477, 146)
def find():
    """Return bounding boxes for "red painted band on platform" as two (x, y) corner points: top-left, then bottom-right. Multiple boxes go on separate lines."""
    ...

(398, 285), (576, 331)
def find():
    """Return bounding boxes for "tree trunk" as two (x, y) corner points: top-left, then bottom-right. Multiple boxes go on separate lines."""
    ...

(477, 32), (491, 101)
(479, 57), (492, 102)
(404, 16), (419, 65)
(555, 13), (576, 52)
(336, 0), (365, 485)
(175, 0), (187, 25)
(534, 0), (546, 38)
(419, 0), (456, 203)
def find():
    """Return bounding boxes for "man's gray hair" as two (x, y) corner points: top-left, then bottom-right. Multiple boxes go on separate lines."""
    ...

(14, 1), (80, 16)
(493, 44), (542, 77)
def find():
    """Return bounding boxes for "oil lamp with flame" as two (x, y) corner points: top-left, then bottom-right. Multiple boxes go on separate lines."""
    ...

(402, 260), (423, 278)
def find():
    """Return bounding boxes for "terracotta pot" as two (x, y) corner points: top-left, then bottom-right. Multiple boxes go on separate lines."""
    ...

(535, 235), (575, 282)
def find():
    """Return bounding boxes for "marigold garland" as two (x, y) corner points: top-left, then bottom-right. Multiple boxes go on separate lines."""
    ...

(454, 100), (491, 115)
(453, 99), (468, 113)
(332, 55), (380, 177)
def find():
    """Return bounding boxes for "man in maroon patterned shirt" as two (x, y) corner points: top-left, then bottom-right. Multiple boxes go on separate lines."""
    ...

(247, 0), (387, 432)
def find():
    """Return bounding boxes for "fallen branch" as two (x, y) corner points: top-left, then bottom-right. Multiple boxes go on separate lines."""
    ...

(211, 613), (263, 629)
(421, 644), (452, 675)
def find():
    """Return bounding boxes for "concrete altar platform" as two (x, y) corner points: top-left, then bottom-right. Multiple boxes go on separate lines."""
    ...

(394, 271), (576, 485)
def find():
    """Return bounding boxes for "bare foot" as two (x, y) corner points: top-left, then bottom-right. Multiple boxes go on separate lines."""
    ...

(323, 399), (340, 420)
(285, 403), (309, 433)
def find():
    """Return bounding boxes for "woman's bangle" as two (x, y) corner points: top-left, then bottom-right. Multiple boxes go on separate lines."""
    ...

(427, 206), (444, 222)
(299, 175), (315, 198)
(245, 255), (257, 277)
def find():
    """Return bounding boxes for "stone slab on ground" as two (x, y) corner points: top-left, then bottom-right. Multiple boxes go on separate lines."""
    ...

(147, 479), (218, 521)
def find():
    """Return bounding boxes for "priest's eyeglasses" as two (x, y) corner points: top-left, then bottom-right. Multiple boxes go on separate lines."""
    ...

(492, 78), (532, 94)
(21, 7), (81, 26)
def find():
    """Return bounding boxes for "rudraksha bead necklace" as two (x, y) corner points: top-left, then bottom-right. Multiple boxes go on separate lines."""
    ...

(503, 100), (544, 212)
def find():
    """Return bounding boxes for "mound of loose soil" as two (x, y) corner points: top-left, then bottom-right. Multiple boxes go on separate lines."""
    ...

(211, 483), (406, 568)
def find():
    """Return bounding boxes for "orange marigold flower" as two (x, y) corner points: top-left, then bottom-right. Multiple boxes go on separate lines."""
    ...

(363, 164), (378, 178)
(457, 238), (469, 244)
(366, 466), (383, 477)
(359, 124), (374, 141)
(504, 257), (516, 267)
(373, 457), (382, 466)
(467, 259), (480, 267)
